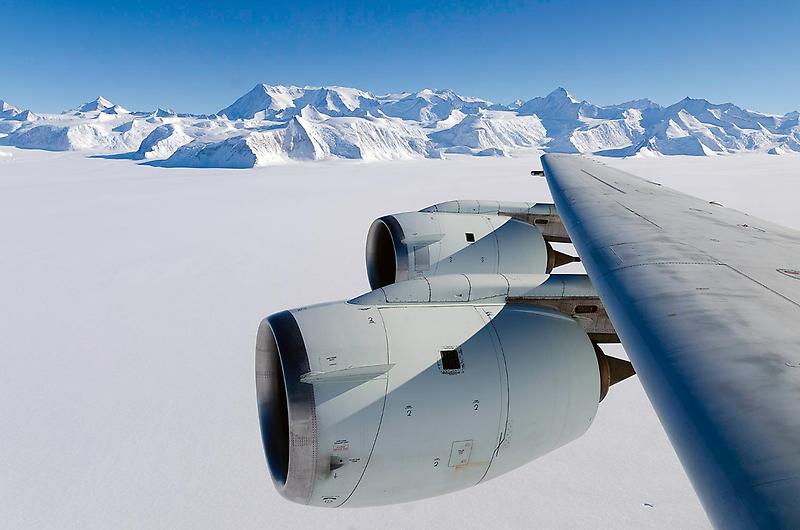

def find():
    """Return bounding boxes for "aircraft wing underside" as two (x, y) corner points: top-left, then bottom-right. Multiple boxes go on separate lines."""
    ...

(542, 154), (800, 529)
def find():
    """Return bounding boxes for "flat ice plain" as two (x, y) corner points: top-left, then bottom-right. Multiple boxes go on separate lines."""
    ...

(1, 148), (797, 529)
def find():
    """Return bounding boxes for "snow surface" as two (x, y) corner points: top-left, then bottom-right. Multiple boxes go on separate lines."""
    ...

(4, 148), (798, 528)
(3, 87), (799, 168)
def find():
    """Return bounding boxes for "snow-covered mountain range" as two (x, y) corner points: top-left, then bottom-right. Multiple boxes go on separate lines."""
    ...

(1, 85), (798, 167)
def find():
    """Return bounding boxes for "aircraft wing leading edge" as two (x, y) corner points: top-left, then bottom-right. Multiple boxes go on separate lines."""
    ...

(541, 154), (800, 529)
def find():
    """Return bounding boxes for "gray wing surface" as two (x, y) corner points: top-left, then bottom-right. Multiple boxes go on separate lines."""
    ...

(542, 154), (800, 529)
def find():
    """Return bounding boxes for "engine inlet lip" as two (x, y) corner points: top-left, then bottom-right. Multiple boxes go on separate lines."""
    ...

(256, 310), (318, 504)
(366, 215), (409, 289)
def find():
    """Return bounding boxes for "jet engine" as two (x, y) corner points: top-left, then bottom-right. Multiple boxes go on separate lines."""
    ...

(257, 275), (610, 507)
(366, 211), (551, 289)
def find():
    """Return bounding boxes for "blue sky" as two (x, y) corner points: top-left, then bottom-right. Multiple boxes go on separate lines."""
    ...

(1, 0), (798, 114)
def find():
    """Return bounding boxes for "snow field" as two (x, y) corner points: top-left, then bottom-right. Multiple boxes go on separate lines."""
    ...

(9, 150), (798, 528)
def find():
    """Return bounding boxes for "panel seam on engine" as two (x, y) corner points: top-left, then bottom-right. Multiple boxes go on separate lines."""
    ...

(339, 309), (392, 506)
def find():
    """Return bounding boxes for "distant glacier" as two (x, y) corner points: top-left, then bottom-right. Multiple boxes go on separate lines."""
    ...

(1, 84), (798, 167)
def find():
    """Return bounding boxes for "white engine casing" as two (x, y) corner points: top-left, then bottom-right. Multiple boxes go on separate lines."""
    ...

(256, 277), (600, 507)
(365, 211), (549, 290)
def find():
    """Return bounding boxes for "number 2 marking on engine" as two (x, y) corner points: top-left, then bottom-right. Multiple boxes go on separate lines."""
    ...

(433, 458), (440, 468)
(405, 405), (414, 417)
(368, 316), (375, 324)
(473, 399), (480, 411)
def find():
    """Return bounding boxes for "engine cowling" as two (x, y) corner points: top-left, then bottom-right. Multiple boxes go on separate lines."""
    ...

(256, 279), (600, 507)
(365, 211), (550, 290)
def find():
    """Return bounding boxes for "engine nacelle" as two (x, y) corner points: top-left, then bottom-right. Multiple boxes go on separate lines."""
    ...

(256, 284), (600, 507)
(365, 211), (550, 290)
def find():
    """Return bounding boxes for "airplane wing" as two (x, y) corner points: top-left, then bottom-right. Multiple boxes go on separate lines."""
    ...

(541, 154), (800, 529)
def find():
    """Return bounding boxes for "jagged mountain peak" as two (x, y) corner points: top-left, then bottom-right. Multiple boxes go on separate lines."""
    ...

(76, 96), (115, 113)
(412, 88), (481, 102)
(1, 99), (20, 113)
(547, 86), (579, 102)
(614, 98), (661, 110)
(669, 96), (714, 110)
(516, 87), (587, 120)
(298, 104), (330, 121)
(219, 83), (379, 120)
(218, 84), (304, 119)
(11, 109), (38, 122)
